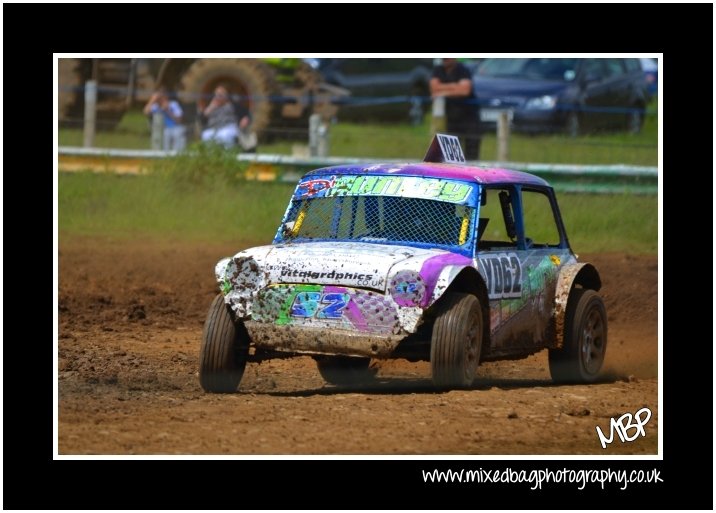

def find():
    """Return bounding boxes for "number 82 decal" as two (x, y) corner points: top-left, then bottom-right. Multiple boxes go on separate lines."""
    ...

(290, 292), (350, 319)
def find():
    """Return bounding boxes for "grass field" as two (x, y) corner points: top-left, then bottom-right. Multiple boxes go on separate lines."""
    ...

(59, 172), (657, 254)
(59, 101), (658, 166)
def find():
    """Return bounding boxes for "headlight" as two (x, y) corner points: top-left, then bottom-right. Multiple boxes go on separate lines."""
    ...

(389, 270), (425, 307)
(215, 257), (232, 294)
(525, 95), (557, 110)
(223, 256), (262, 292)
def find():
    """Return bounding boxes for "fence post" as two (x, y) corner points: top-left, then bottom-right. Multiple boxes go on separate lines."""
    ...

(83, 80), (97, 148)
(431, 95), (446, 134)
(317, 120), (330, 157)
(309, 113), (320, 157)
(496, 110), (511, 162)
(151, 112), (163, 150)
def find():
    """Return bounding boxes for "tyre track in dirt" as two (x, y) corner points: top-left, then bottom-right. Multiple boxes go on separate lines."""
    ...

(58, 238), (658, 455)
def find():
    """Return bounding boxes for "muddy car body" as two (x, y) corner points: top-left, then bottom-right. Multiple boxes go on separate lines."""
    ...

(200, 135), (607, 391)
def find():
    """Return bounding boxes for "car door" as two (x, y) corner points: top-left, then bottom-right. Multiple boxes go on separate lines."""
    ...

(474, 186), (530, 356)
(475, 186), (573, 358)
(577, 59), (612, 130)
(518, 187), (574, 341)
(323, 58), (431, 120)
(601, 58), (631, 128)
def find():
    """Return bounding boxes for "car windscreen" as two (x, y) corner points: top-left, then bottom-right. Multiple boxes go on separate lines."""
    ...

(277, 195), (476, 254)
(477, 58), (578, 81)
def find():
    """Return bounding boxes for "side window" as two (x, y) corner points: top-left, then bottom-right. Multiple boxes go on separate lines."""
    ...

(477, 187), (518, 249)
(521, 189), (562, 247)
(604, 59), (626, 77)
(380, 58), (419, 73)
(340, 59), (380, 75)
(624, 58), (641, 73)
(581, 59), (605, 81)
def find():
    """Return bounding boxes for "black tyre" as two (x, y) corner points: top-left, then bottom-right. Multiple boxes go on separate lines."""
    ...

(315, 356), (376, 386)
(626, 106), (644, 134)
(59, 58), (85, 126)
(430, 292), (482, 388)
(179, 58), (280, 137)
(565, 111), (580, 137)
(549, 288), (607, 384)
(199, 294), (250, 393)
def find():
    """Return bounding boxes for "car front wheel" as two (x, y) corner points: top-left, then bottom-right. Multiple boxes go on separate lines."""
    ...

(199, 294), (250, 393)
(549, 288), (607, 383)
(627, 106), (644, 134)
(565, 111), (580, 137)
(430, 292), (482, 389)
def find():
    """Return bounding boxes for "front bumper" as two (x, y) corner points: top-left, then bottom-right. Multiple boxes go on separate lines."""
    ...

(480, 109), (566, 134)
(232, 282), (425, 358)
(245, 321), (407, 358)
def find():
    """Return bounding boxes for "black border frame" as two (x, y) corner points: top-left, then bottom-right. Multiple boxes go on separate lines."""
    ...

(3, 2), (712, 510)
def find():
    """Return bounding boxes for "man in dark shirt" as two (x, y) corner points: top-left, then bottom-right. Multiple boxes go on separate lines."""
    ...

(430, 58), (481, 160)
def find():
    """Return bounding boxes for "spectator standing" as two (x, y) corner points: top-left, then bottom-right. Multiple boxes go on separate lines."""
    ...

(143, 87), (186, 151)
(430, 58), (481, 160)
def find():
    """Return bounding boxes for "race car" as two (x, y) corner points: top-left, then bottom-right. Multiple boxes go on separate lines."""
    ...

(200, 134), (607, 391)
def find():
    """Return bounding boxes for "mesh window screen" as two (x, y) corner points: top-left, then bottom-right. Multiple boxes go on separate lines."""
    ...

(282, 196), (475, 248)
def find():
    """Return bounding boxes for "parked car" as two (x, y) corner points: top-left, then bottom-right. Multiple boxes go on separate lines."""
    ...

(472, 58), (649, 136)
(199, 134), (607, 392)
(639, 58), (658, 97)
(315, 58), (435, 124)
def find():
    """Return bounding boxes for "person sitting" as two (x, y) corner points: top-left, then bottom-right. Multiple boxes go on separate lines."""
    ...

(199, 85), (253, 150)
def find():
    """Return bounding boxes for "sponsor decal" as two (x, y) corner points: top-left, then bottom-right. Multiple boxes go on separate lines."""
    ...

(280, 268), (374, 282)
(297, 177), (335, 197)
(253, 284), (399, 334)
(290, 292), (349, 319)
(478, 252), (522, 299)
(294, 175), (474, 205)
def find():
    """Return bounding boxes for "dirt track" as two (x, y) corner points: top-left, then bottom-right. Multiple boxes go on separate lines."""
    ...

(58, 238), (658, 455)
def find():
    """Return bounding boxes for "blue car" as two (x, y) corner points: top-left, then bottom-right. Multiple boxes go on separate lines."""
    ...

(640, 58), (658, 97)
(473, 58), (649, 136)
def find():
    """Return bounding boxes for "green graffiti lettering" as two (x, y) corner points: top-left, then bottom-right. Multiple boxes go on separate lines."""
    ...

(417, 179), (442, 198)
(371, 176), (391, 195)
(325, 176), (356, 197)
(384, 177), (403, 195)
(359, 176), (379, 194)
(348, 176), (365, 194)
(319, 175), (473, 204)
(438, 182), (471, 203)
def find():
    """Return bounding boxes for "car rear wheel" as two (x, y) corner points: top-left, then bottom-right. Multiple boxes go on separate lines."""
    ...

(626, 106), (644, 134)
(315, 356), (376, 386)
(548, 288), (607, 383)
(430, 292), (482, 389)
(565, 112), (580, 137)
(199, 294), (250, 393)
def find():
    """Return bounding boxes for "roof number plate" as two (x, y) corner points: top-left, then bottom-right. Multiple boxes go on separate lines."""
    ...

(423, 133), (466, 164)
